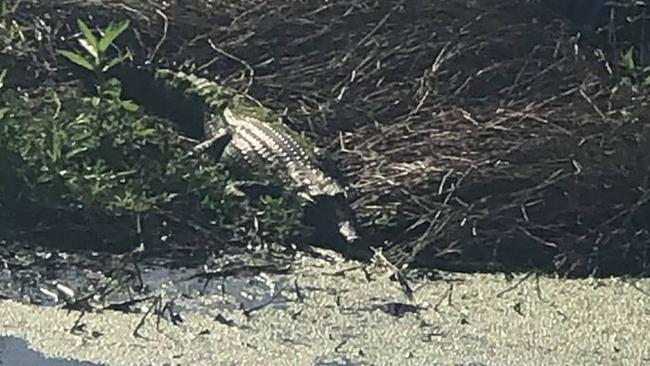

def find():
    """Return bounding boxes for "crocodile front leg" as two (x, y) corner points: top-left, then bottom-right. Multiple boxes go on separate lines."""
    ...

(184, 126), (234, 161)
(127, 68), (360, 245)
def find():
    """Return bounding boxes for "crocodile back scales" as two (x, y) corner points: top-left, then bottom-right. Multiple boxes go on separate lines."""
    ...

(153, 69), (345, 199)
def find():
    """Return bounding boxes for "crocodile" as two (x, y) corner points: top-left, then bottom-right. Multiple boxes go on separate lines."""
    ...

(153, 69), (345, 198)
(114, 67), (358, 245)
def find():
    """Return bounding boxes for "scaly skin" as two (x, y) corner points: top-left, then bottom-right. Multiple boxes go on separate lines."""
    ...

(153, 69), (345, 199)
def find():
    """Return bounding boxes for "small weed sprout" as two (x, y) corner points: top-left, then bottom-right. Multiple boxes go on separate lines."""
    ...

(58, 19), (137, 111)
(618, 46), (650, 85)
(58, 19), (131, 77)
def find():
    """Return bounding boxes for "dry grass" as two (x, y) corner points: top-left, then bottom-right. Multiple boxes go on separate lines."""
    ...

(13, 0), (650, 276)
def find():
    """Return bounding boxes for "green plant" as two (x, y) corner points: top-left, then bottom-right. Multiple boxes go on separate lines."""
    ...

(58, 19), (137, 112)
(58, 19), (131, 78)
(1, 16), (304, 250)
(618, 46), (650, 85)
(596, 0), (650, 84)
(0, 0), (34, 57)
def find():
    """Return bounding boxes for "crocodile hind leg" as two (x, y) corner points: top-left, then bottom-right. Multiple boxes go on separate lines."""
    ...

(115, 66), (361, 249)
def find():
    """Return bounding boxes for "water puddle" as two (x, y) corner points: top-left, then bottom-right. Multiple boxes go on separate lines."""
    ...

(0, 336), (106, 366)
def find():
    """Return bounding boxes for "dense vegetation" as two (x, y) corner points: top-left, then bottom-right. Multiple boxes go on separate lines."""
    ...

(0, 12), (303, 255)
(2, 0), (650, 275)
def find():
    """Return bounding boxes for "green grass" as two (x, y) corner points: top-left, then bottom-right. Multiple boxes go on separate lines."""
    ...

(0, 11), (304, 250)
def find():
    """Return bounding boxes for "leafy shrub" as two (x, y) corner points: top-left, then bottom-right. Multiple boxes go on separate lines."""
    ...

(0, 74), (304, 250)
(0, 15), (304, 251)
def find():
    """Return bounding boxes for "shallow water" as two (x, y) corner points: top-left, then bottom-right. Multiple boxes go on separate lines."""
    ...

(0, 240), (291, 314)
(0, 336), (106, 366)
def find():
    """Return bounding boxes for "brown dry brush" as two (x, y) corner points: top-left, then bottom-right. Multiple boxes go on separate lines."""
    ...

(14, 0), (650, 275)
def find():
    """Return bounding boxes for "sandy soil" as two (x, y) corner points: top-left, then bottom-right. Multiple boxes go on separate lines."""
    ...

(1, 251), (649, 366)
